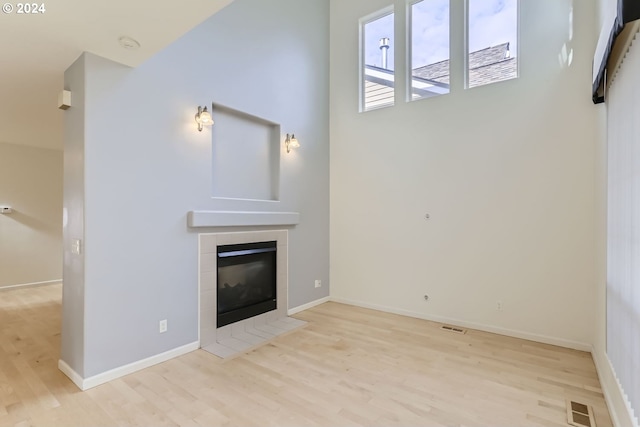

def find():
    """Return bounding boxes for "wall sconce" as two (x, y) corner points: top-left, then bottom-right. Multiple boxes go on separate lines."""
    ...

(285, 133), (300, 153)
(195, 105), (214, 131)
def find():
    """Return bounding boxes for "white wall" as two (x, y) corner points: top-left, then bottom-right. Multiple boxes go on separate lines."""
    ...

(62, 0), (329, 379)
(0, 142), (62, 288)
(330, 0), (598, 348)
(593, 0), (613, 422)
(594, 0), (609, 367)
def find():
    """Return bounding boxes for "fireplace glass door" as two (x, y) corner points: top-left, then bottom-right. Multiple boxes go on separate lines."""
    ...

(217, 241), (277, 327)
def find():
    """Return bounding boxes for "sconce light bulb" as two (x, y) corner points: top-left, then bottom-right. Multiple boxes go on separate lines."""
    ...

(200, 110), (213, 126)
(196, 105), (214, 131)
(285, 133), (300, 153)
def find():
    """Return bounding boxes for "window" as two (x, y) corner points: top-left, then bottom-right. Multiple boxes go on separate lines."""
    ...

(467, 0), (519, 88)
(359, 0), (519, 112)
(409, 0), (451, 101)
(361, 8), (395, 111)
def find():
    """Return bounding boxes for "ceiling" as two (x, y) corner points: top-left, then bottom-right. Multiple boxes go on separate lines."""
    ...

(0, 0), (235, 151)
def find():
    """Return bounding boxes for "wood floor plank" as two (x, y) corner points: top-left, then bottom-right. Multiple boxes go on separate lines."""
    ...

(0, 284), (613, 426)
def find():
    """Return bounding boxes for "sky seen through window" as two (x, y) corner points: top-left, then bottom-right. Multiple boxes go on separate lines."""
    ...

(364, 0), (518, 70)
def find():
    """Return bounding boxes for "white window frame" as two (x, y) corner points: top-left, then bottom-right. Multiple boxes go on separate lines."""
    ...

(359, 5), (395, 112)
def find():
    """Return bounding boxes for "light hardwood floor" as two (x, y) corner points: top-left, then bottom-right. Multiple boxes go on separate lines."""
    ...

(0, 284), (612, 427)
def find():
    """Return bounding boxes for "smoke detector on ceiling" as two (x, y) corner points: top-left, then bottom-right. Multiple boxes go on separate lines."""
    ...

(118, 36), (141, 50)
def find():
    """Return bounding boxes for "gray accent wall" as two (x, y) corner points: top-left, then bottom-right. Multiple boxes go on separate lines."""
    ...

(62, 54), (86, 376)
(61, 0), (329, 378)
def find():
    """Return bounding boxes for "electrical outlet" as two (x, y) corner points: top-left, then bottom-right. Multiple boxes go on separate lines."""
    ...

(314, 279), (322, 288)
(497, 301), (503, 311)
(159, 319), (168, 333)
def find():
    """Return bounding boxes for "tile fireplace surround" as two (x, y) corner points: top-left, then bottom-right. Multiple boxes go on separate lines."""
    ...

(199, 230), (305, 358)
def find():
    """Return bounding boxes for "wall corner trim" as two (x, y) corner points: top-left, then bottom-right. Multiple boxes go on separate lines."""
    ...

(0, 279), (62, 291)
(58, 341), (199, 391)
(288, 296), (331, 316)
(57, 359), (84, 390)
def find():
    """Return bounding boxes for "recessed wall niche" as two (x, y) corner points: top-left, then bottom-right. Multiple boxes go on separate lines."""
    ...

(210, 103), (281, 201)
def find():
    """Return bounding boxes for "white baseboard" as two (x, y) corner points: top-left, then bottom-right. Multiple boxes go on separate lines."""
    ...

(288, 296), (331, 316)
(330, 297), (592, 352)
(58, 359), (85, 390)
(591, 346), (639, 427)
(0, 279), (62, 291)
(58, 341), (199, 391)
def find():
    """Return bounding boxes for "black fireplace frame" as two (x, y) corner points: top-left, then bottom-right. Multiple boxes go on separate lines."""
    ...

(216, 240), (277, 328)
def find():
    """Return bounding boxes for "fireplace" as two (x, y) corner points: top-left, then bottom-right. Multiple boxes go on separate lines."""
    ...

(217, 241), (277, 328)
(199, 230), (304, 358)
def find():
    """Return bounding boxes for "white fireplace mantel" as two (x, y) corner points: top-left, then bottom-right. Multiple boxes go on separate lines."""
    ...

(188, 211), (300, 228)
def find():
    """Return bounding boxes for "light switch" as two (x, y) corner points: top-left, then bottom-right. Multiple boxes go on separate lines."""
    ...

(71, 239), (81, 255)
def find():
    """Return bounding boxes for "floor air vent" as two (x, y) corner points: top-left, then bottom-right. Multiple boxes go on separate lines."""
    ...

(440, 325), (467, 334)
(566, 400), (596, 427)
